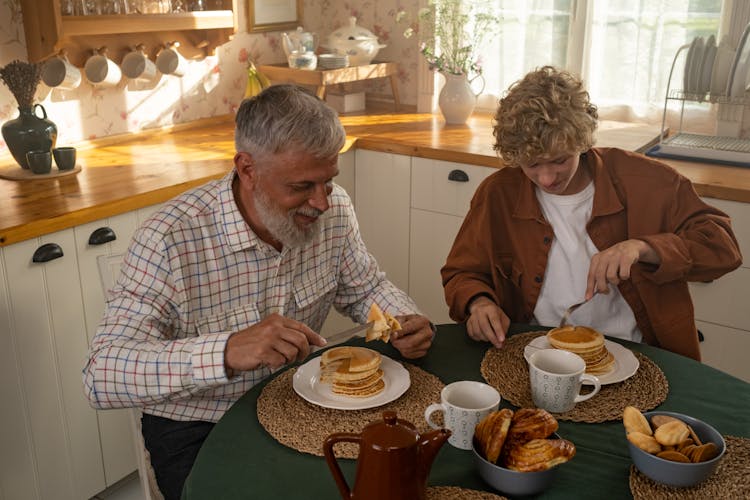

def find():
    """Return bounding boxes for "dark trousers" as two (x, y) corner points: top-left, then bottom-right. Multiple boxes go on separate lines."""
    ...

(141, 413), (215, 500)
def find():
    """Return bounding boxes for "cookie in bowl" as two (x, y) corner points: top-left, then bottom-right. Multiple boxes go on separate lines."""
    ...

(623, 407), (725, 487)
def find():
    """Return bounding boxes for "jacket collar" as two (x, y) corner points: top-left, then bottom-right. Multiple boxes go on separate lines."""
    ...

(513, 148), (624, 220)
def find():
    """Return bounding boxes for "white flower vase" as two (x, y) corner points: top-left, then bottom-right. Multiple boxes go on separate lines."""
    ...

(438, 72), (485, 124)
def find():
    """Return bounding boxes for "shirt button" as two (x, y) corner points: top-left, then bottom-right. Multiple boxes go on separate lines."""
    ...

(534, 275), (543, 283)
(543, 236), (551, 245)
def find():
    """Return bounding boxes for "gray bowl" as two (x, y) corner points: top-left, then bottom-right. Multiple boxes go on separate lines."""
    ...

(627, 411), (726, 487)
(472, 437), (561, 496)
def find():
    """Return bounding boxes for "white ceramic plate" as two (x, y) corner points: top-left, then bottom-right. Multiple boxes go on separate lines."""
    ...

(292, 354), (410, 410)
(698, 35), (716, 95)
(689, 37), (705, 93)
(524, 336), (640, 385)
(711, 36), (735, 96)
(684, 36), (699, 92)
(727, 23), (750, 97)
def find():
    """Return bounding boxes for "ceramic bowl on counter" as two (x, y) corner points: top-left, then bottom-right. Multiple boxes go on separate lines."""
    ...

(324, 16), (386, 67)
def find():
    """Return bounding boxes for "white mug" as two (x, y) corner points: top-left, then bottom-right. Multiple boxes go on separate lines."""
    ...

(42, 54), (82, 90)
(156, 43), (188, 77)
(121, 46), (157, 81)
(424, 380), (501, 450)
(528, 349), (601, 413)
(84, 50), (121, 87)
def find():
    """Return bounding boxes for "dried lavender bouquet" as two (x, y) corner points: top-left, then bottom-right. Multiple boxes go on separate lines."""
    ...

(0, 59), (42, 108)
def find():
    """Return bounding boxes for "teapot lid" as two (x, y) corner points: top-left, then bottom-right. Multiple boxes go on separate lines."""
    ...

(329, 16), (378, 41)
(363, 411), (419, 449)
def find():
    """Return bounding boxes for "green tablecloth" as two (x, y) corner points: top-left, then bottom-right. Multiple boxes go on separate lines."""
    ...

(183, 324), (750, 499)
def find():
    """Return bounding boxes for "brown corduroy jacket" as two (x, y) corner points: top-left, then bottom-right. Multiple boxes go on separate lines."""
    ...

(441, 147), (743, 360)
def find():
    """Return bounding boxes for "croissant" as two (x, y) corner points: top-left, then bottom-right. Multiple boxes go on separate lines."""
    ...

(506, 408), (559, 442)
(504, 438), (577, 472)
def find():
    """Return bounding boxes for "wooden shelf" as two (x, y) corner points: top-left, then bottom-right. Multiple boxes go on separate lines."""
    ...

(259, 62), (401, 109)
(19, 0), (237, 64)
(61, 11), (235, 36)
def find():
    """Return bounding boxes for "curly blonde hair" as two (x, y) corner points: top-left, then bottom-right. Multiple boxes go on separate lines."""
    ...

(493, 66), (598, 167)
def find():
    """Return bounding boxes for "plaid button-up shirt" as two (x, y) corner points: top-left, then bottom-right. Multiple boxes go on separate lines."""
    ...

(83, 169), (419, 422)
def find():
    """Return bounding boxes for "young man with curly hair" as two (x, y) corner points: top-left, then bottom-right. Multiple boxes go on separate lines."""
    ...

(441, 66), (742, 360)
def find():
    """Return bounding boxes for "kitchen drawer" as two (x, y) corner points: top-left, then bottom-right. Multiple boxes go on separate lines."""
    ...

(702, 197), (749, 268)
(690, 266), (750, 331)
(411, 158), (494, 216)
(697, 320), (750, 383)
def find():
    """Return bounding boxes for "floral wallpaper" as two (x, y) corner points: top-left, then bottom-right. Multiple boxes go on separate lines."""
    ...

(0, 0), (422, 159)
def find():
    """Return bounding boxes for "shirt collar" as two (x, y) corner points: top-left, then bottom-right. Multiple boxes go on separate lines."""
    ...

(218, 169), (264, 252)
(513, 149), (624, 220)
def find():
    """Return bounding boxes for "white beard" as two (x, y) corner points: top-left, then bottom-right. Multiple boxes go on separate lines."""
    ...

(253, 186), (323, 249)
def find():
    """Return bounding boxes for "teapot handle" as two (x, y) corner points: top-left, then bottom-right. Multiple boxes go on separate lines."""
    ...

(323, 432), (361, 500)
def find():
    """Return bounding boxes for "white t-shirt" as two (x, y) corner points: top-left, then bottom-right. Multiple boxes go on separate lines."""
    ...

(533, 181), (642, 342)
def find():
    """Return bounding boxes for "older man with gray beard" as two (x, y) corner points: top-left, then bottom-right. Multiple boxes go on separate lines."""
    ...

(83, 85), (435, 500)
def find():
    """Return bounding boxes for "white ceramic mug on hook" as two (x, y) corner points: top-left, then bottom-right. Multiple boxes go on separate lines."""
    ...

(84, 48), (122, 87)
(121, 44), (157, 81)
(156, 42), (188, 77)
(42, 52), (82, 90)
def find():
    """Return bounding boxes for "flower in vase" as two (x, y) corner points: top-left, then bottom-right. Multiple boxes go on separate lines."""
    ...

(398, 0), (502, 77)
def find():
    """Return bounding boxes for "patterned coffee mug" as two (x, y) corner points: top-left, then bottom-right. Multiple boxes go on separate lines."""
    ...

(528, 349), (601, 413)
(425, 380), (501, 450)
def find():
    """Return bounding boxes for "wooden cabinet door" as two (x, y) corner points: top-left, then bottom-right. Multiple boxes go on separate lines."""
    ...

(354, 150), (410, 292)
(1, 230), (105, 500)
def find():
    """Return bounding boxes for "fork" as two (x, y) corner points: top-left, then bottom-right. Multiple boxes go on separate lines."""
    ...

(558, 293), (596, 328)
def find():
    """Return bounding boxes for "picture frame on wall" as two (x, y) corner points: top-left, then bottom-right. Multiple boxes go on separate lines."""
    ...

(248, 0), (302, 33)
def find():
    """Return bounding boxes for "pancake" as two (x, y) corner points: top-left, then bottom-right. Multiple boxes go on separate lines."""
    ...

(319, 346), (385, 397)
(546, 325), (615, 375)
(365, 303), (401, 343)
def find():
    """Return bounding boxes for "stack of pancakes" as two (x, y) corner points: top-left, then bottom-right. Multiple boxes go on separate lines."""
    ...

(319, 346), (385, 398)
(546, 325), (615, 375)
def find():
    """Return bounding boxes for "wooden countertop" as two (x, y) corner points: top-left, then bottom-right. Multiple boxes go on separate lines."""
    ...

(1, 111), (749, 247)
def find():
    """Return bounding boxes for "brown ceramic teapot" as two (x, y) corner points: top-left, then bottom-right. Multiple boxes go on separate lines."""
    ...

(323, 411), (451, 500)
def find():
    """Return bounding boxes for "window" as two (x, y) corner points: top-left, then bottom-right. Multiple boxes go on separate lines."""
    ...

(475, 0), (724, 124)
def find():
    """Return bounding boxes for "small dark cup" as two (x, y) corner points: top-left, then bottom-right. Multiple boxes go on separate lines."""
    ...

(53, 146), (77, 171)
(26, 150), (52, 174)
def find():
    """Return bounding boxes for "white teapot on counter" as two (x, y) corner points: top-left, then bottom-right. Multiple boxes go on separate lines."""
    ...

(281, 27), (319, 58)
(325, 17), (386, 66)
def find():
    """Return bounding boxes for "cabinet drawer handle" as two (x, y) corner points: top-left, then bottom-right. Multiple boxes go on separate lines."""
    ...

(448, 169), (469, 182)
(89, 227), (117, 245)
(32, 243), (64, 263)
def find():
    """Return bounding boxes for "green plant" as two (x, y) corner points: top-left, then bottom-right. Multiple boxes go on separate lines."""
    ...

(398, 0), (502, 76)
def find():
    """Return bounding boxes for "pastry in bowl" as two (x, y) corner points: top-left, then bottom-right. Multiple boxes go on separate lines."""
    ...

(623, 407), (725, 487)
(472, 408), (575, 496)
(547, 325), (615, 375)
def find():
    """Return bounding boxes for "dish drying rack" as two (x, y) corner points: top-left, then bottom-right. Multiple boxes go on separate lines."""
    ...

(646, 42), (750, 167)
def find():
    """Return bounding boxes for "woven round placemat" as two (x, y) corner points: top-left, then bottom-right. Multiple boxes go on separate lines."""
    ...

(480, 331), (668, 422)
(629, 435), (750, 499)
(257, 362), (445, 458)
(426, 486), (506, 500)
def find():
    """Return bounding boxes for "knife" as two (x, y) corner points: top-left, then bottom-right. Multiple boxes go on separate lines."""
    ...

(313, 321), (374, 351)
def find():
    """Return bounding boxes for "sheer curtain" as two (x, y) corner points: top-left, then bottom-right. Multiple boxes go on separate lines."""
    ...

(474, 0), (732, 134)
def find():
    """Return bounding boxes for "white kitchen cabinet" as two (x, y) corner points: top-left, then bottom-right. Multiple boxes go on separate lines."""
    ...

(409, 158), (495, 323)
(690, 196), (750, 382)
(353, 150), (411, 292)
(321, 150), (356, 336)
(0, 230), (104, 499)
(0, 204), (164, 499)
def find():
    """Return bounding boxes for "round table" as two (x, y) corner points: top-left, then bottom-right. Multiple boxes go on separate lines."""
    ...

(182, 323), (750, 499)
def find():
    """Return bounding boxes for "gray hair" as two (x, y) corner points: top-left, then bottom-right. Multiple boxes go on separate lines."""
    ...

(234, 84), (346, 161)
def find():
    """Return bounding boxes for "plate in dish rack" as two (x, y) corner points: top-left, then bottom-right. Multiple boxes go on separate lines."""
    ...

(292, 354), (410, 410)
(523, 336), (640, 385)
